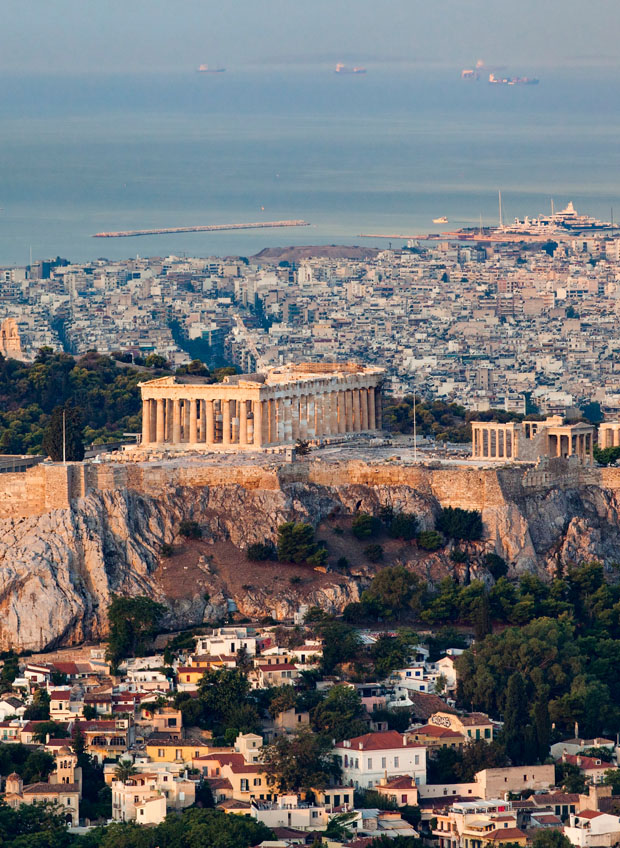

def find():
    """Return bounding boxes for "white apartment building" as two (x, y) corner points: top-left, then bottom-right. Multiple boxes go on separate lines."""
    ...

(334, 731), (426, 790)
(195, 627), (257, 657)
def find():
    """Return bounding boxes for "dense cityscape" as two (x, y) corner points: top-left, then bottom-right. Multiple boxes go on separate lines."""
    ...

(3, 214), (620, 421)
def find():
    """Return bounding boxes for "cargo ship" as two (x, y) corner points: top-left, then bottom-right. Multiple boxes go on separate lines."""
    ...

(433, 216), (449, 224)
(335, 63), (366, 74)
(489, 73), (539, 85)
(197, 64), (226, 73)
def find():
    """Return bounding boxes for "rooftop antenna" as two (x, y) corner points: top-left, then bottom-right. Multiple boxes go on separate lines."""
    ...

(498, 190), (503, 228)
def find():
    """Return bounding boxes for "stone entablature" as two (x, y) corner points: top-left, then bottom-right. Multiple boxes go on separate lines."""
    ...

(471, 416), (595, 464)
(138, 362), (385, 451)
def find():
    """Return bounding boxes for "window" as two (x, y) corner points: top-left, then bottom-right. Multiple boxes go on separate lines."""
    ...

(175, 750), (182, 759)
(394, 757), (399, 768)
(312, 811), (318, 818)
(254, 778), (261, 786)
(415, 755), (419, 765)
(134, 796), (139, 803)
(241, 779), (249, 792)
(163, 776), (168, 782)
(484, 728), (491, 739)
(158, 749), (164, 757)
(367, 758), (373, 769)
(382, 757), (386, 768)
(169, 718), (177, 727)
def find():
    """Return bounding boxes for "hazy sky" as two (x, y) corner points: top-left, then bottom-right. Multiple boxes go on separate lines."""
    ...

(2, 0), (619, 73)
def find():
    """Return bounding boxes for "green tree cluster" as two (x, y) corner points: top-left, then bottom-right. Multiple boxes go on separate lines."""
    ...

(0, 350), (145, 454)
(382, 396), (526, 443)
(277, 522), (327, 568)
(456, 613), (620, 738)
(0, 744), (55, 784)
(106, 596), (166, 669)
(259, 728), (340, 793)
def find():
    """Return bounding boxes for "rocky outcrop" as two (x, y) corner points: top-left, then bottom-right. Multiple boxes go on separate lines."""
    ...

(2, 461), (620, 651)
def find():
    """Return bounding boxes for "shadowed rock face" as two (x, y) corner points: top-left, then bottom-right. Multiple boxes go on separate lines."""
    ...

(1, 475), (619, 652)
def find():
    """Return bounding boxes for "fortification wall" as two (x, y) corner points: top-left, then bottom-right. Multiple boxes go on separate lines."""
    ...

(3, 454), (611, 522)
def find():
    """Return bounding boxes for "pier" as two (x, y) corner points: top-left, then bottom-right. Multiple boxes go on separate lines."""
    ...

(93, 220), (310, 238)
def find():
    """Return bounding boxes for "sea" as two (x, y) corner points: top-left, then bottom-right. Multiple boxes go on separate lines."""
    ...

(1, 65), (620, 266)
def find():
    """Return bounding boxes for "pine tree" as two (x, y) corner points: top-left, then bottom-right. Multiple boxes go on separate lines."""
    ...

(503, 671), (528, 765)
(41, 403), (84, 461)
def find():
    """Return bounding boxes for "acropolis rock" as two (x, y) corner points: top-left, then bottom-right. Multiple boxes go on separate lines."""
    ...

(1, 452), (620, 651)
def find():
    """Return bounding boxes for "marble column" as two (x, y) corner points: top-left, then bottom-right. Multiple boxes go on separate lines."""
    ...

(205, 400), (214, 444)
(291, 396), (300, 442)
(345, 390), (354, 432)
(141, 400), (151, 444)
(299, 396), (308, 439)
(173, 399), (182, 444)
(361, 388), (369, 430)
(156, 399), (165, 443)
(189, 399), (198, 444)
(330, 391), (338, 433)
(267, 398), (276, 444)
(322, 394), (331, 436)
(150, 400), (157, 443)
(307, 396), (316, 439)
(283, 397), (293, 442)
(369, 388), (376, 430)
(182, 400), (189, 442)
(352, 389), (361, 432)
(253, 399), (263, 447)
(375, 387), (382, 429)
(338, 390), (346, 434)
(315, 394), (323, 437)
(165, 399), (173, 441)
(197, 400), (205, 443)
(222, 399), (231, 445)
(239, 400), (248, 446)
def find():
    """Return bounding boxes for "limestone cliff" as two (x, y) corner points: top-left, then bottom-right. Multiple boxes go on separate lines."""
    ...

(2, 457), (620, 651)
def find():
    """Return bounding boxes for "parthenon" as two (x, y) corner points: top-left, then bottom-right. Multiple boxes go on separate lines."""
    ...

(138, 362), (385, 451)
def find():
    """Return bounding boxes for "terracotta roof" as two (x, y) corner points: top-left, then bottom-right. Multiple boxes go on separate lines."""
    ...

(486, 828), (526, 842)
(272, 827), (309, 840)
(409, 692), (456, 721)
(206, 777), (233, 790)
(257, 663), (297, 672)
(379, 776), (418, 789)
(23, 782), (80, 795)
(563, 754), (609, 770)
(412, 725), (464, 738)
(336, 730), (423, 751)
(533, 815), (562, 824)
(218, 799), (251, 809)
(531, 793), (579, 805)
(459, 713), (492, 726)
(50, 691), (71, 700)
(578, 810), (604, 819)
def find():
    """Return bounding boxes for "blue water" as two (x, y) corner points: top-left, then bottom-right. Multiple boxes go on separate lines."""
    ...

(1, 66), (619, 265)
